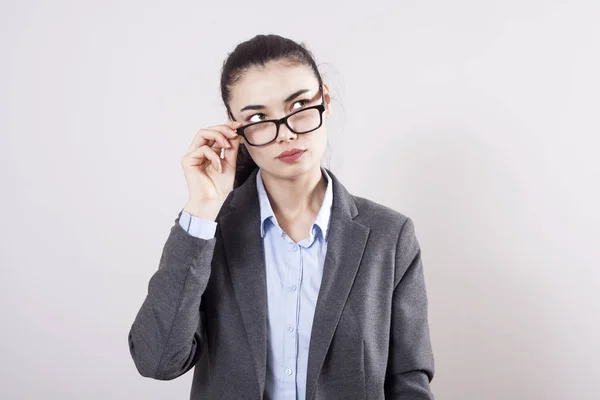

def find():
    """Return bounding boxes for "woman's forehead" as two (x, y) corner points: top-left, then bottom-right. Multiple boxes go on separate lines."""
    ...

(230, 63), (318, 106)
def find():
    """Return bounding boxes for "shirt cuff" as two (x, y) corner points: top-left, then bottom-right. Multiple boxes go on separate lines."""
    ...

(179, 210), (217, 239)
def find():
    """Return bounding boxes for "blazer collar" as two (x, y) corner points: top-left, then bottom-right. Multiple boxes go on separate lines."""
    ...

(219, 167), (370, 400)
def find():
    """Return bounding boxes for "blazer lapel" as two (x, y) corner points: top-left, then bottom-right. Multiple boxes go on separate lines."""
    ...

(220, 169), (268, 396)
(305, 169), (370, 400)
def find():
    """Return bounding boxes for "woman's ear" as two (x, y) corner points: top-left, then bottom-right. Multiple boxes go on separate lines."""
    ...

(323, 83), (333, 117)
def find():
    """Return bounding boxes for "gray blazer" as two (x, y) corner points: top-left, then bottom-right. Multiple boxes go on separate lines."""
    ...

(128, 168), (434, 399)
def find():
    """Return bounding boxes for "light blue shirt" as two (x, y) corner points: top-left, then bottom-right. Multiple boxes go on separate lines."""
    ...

(179, 167), (333, 400)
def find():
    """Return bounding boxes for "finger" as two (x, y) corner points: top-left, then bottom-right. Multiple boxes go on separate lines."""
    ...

(188, 128), (231, 153)
(183, 145), (217, 168)
(224, 120), (244, 133)
(206, 122), (242, 139)
(183, 145), (222, 173)
(188, 129), (210, 153)
(220, 134), (242, 172)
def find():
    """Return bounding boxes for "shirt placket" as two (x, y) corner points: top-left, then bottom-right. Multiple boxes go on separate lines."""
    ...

(282, 235), (302, 398)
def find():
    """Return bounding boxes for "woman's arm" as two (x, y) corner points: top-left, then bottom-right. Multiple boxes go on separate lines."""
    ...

(127, 212), (217, 380)
(384, 217), (435, 399)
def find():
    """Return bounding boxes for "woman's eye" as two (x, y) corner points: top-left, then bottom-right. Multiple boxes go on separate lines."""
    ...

(249, 113), (266, 123)
(292, 99), (309, 110)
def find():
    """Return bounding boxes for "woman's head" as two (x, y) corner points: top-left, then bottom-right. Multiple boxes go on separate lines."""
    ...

(220, 34), (332, 188)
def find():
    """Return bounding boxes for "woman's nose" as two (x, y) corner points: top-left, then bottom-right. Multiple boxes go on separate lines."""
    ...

(277, 123), (297, 142)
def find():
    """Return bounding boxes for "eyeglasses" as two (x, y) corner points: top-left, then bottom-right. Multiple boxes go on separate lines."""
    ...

(234, 85), (326, 147)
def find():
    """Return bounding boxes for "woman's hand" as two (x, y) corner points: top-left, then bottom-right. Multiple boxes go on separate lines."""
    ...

(181, 121), (243, 220)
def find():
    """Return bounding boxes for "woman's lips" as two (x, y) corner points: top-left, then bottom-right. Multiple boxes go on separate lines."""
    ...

(277, 149), (306, 163)
(277, 148), (305, 158)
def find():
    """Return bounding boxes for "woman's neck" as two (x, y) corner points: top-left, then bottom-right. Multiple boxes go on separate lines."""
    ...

(260, 166), (327, 223)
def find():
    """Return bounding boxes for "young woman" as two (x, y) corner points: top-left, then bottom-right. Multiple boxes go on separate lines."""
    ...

(128, 34), (435, 399)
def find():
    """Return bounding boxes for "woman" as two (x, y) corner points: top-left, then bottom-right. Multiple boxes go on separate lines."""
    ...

(128, 34), (435, 399)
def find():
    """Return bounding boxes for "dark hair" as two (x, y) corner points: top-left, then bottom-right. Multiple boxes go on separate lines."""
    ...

(220, 34), (323, 189)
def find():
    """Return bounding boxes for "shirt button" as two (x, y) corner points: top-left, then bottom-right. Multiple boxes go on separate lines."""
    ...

(287, 325), (294, 333)
(285, 368), (292, 376)
(288, 285), (297, 292)
(289, 244), (298, 252)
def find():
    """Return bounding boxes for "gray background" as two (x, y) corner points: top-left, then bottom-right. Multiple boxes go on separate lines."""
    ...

(1, 0), (599, 399)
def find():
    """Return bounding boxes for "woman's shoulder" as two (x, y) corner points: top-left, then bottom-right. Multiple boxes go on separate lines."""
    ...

(350, 194), (412, 232)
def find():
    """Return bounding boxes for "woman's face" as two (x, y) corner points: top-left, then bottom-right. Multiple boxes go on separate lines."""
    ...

(228, 60), (332, 180)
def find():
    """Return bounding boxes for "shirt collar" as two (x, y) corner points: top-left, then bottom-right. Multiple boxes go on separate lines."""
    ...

(256, 166), (333, 240)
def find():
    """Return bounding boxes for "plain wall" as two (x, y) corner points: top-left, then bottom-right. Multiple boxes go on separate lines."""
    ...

(1, 0), (599, 398)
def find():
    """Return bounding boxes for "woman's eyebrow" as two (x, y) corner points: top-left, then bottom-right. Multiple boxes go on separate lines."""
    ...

(239, 89), (311, 112)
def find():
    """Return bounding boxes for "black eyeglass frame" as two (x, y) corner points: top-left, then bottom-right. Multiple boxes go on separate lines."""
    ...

(234, 84), (326, 147)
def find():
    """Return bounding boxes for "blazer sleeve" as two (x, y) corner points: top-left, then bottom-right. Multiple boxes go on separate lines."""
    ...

(384, 217), (435, 399)
(127, 210), (217, 380)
